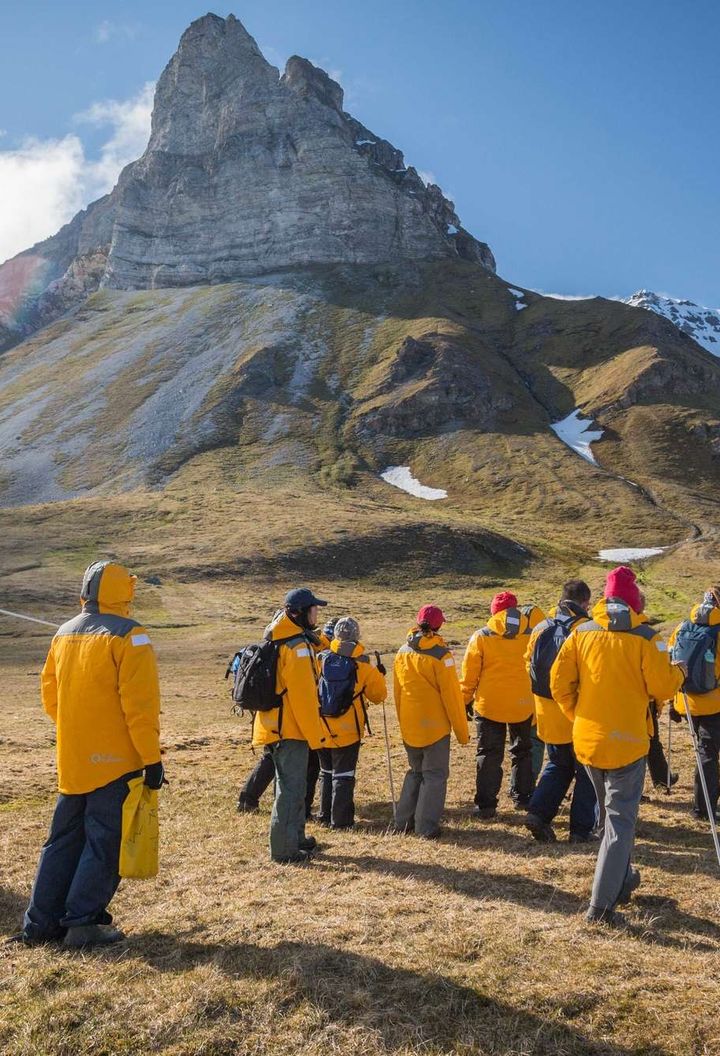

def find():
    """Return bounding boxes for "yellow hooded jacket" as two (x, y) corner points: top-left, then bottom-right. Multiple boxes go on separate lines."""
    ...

(524, 603), (589, 744)
(461, 606), (545, 724)
(393, 628), (469, 748)
(252, 612), (327, 750)
(40, 561), (161, 795)
(320, 639), (387, 748)
(668, 604), (720, 717)
(551, 597), (683, 769)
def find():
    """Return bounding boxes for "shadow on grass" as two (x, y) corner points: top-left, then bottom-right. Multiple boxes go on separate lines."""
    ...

(130, 935), (666, 1056)
(0, 886), (27, 933)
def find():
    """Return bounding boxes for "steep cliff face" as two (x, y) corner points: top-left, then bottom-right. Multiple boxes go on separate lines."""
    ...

(0, 13), (493, 349)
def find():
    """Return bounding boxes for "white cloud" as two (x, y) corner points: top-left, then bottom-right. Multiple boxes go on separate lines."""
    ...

(95, 20), (139, 44)
(0, 84), (153, 266)
(532, 289), (598, 300)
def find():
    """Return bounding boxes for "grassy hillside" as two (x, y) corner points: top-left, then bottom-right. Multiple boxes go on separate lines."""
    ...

(2, 580), (720, 1056)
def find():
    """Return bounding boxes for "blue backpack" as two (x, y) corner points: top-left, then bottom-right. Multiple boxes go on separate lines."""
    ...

(529, 613), (579, 699)
(318, 651), (358, 717)
(671, 615), (720, 695)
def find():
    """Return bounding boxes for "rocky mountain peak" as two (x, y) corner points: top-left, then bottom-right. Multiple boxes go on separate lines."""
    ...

(623, 289), (720, 356)
(0, 12), (494, 349)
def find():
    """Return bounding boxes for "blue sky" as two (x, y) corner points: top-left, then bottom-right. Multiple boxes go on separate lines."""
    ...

(1, 0), (718, 303)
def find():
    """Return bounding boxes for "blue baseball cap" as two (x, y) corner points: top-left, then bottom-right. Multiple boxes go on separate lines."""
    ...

(284, 587), (328, 610)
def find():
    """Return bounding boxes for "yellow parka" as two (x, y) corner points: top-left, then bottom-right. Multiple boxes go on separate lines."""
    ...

(668, 604), (720, 717)
(461, 605), (545, 724)
(320, 639), (387, 748)
(551, 598), (683, 769)
(393, 628), (469, 748)
(524, 603), (589, 744)
(40, 561), (161, 795)
(252, 612), (328, 750)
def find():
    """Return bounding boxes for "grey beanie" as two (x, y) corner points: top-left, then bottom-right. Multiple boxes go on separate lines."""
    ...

(334, 616), (360, 643)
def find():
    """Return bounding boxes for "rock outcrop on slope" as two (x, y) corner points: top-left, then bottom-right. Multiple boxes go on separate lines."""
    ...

(0, 13), (493, 350)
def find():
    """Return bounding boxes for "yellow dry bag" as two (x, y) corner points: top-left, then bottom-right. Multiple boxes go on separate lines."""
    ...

(120, 776), (159, 879)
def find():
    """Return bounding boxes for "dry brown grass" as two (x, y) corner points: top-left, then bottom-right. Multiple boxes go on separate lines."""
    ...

(3, 573), (720, 1056)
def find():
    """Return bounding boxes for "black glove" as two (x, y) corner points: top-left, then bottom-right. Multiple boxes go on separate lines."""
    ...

(669, 705), (683, 724)
(374, 651), (387, 676)
(144, 761), (167, 789)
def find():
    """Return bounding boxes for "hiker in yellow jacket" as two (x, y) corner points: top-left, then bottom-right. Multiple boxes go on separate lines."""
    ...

(253, 587), (330, 864)
(668, 587), (720, 822)
(523, 579), (597, 843)
(316, 616), (387, 829)
(461, 592), (545, 818)
(551, 566), (684, 926)
(14, 561), (162, 950)
(393, 605), (468, 838)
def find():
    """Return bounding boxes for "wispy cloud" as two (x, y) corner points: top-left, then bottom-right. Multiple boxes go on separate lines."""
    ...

(417, 170), (437, 188)
(0, 83), (153, 265)
(95, 20), (139, 44)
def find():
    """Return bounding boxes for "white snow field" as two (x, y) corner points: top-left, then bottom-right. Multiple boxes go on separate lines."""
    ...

(380, 466), (448, 500)
(550, 410), (604, 464)
(508, 288), (527, 311)
(622, 290), (720, 356)
(598, 547), (666, 562)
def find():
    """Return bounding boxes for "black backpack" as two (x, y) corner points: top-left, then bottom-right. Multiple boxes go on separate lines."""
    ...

(225, 633), (304, 714)
(671, 617), (720, 695)
(529, 614), (578, 698)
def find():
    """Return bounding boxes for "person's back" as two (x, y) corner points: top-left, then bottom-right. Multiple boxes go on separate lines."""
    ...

(16, 560), (163, 950)
(393, 606), (468, 839)
(551, 566), (682, 926)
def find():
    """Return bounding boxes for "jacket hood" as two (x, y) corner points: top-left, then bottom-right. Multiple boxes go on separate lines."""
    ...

(557, 600), (590, 620)
(486, 606), (540, 637)
(591, 597), (649, 631)
(81, 561), (136, 618)
(690, 603), (720, 627)
(267, 611), (307, 641)
(331, 638), (366, 658)
(406, 627), (448, 651)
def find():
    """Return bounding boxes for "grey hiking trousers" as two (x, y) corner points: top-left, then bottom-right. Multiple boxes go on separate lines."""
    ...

(586, 756), (646, 913)
(396, 735), (450, 837)
(269, 739), (308, 860)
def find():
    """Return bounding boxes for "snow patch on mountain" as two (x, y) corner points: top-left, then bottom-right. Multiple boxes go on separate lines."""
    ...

(598, 547), (665, 562)
(380, 466), (447, 500)
(623, 290), (720, 356)
(551, 410), (604, 465)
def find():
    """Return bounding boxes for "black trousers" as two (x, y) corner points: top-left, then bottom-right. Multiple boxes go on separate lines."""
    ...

(475, 715), (533, 809)
(238, 745), (320, 818)
(647, 703), (671, 786)
(691, 711), (720, 818)
(317, 741), (361, 828)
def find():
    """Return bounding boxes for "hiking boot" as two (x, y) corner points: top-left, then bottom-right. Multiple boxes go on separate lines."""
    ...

(653, 772), (678, 791)
(585, 906), (627, 928)
(63, 924), (126, 949)
(617, 867), (641, 905)
(272, 850), (312, 865)
(298, 836), (318, 853)
(568, 831), (595, 844)
(419, 828), (442, 840)
(474, 806), (497, 820)
(525, 812), (557, 843)
(511, 796), (532, 811)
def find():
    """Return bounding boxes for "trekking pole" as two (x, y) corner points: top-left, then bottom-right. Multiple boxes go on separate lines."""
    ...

(0, 607), (60, 629)
(666, 706), (673, 795)
(683, 689), (720, 869)
(381, 700), (397, 823)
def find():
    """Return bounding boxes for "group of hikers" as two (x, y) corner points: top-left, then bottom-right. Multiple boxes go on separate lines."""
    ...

(9, 559), (720, 948)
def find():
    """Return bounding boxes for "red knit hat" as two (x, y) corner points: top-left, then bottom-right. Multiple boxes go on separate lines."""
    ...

(604, 566), (642, 612)
(417, 604), (445, 630)
(491, 591), (518, 615)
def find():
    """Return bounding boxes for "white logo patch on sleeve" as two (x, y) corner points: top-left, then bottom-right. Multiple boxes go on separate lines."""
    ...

(296, 647), (310, 658)
(131, 634), (151, 647)
(655, 640), (667, 652)
(444, 657), (455, 667)
(506, 616), (520, 625)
